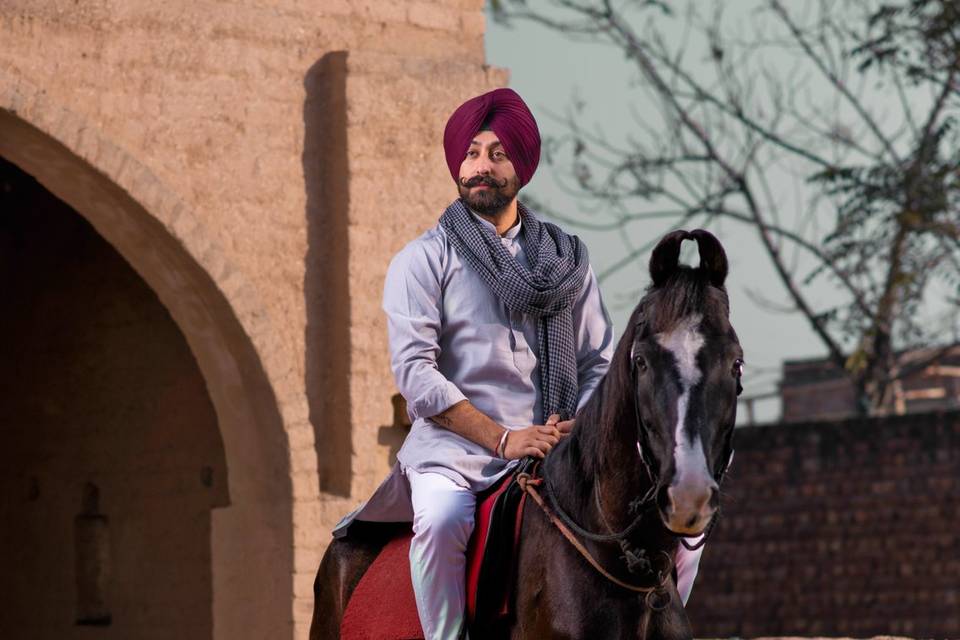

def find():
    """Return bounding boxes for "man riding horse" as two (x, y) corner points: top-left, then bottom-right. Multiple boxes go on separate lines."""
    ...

(329, 88), (707, 639)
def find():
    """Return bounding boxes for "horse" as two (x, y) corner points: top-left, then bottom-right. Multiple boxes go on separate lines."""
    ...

(310, 228), (743, 639)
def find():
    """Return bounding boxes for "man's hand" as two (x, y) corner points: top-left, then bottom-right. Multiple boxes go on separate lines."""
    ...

(547, 413), (576, 435)
(430, 403), (576, 460)
(503, 423), (561, 459)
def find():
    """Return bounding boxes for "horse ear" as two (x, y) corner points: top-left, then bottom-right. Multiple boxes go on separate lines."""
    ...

(649, 229), (691, 287)
(690, 228), (728, 288)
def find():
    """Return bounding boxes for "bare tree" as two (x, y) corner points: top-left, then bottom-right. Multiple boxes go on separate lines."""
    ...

(493, 0), (960, 415)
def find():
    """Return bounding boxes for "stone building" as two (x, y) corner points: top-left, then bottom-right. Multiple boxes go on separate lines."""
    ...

(0, 2), (503, 638)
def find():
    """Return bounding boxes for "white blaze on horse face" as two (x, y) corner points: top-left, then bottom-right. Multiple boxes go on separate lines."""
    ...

(655, 314), (708, 486)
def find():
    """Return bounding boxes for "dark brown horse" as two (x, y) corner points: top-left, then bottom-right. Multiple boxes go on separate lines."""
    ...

(311, 229), (743, 639)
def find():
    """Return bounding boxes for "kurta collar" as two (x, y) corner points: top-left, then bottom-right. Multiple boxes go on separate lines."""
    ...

(469, 208), (523, 239)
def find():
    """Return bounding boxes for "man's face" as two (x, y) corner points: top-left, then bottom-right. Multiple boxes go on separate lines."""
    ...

(458, 130), (521, 215)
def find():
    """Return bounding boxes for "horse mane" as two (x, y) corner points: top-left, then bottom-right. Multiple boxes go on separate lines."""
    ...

(568, 229), (731, 479)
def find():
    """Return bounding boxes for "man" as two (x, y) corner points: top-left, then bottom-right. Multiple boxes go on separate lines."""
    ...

(334, 88), (703, 639)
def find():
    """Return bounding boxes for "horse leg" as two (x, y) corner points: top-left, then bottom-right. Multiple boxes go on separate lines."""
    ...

(309, 535), (383, 640)
(509, 505), (588, 639)
(508, 508), (547, 638)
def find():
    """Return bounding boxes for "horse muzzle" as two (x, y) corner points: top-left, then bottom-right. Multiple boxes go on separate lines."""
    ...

(662, 477), (718, 536)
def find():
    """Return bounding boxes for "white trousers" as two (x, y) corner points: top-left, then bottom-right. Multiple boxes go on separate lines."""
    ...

(405, 468), (704, 639)
(406, 468), (476, 640)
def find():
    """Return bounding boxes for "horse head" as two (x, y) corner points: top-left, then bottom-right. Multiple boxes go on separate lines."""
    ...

(627, 229), (742, 536)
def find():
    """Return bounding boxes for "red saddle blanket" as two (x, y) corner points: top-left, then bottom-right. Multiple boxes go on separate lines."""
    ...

(341, 467), (529, 640)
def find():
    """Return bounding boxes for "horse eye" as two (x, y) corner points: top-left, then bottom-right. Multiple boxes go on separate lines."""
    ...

(732, 358), (744, 378)
(635, 356), (648, 373)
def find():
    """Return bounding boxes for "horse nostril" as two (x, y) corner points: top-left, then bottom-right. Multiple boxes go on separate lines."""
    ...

(656, 485), (672, 513)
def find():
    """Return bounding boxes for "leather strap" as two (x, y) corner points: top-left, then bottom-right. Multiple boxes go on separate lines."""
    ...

(517, 473), (669, 597)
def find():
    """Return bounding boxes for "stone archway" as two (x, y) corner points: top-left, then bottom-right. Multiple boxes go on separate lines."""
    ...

(0, 76), (311, 638)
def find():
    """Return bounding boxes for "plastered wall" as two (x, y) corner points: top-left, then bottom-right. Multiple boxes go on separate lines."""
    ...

(0, 1), (506, 636)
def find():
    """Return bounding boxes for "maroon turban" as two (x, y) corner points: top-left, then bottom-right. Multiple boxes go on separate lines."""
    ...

(443, 88), (541, 187)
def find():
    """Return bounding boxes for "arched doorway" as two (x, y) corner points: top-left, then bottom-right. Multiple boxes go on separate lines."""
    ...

(0, 89), (303, 638)
(0, 156), (229, 637)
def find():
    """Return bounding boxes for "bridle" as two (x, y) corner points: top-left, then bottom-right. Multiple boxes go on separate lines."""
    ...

(625, 326), (740, 551)
(520, 326), (740, 604)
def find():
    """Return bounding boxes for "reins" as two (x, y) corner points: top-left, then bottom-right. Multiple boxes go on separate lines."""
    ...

(540, 448), (656, 543)
(517, 470), (673, 610)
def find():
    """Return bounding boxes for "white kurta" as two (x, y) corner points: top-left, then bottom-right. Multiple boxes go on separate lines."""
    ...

(334, 212), (614, 536)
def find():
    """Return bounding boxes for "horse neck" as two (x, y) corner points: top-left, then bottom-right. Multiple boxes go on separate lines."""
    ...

(594, 397), (658, 534)
(553, 376), (658, 536)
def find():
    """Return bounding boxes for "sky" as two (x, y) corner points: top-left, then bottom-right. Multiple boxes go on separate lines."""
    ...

(483, 1), (929, 423)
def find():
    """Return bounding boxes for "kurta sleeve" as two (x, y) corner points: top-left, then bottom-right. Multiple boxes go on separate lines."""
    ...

(571, 264), (615, 412)
(383, 237), (468, 421)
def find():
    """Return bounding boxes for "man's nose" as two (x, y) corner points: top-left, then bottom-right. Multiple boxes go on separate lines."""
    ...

(473, 155), (493, 174)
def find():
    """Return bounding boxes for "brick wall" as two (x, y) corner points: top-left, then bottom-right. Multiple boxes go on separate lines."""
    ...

(687, 411), (960, 638)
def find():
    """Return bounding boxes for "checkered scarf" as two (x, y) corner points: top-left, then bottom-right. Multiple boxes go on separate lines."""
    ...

(440, 198), (589, 421)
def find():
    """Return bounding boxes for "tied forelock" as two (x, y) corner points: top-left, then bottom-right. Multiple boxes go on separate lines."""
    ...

(637, 266), (730, 336)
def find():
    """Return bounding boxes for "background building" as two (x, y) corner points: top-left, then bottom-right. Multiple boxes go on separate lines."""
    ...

(781, 346), (960, 422)
(0, 2), (500, 638)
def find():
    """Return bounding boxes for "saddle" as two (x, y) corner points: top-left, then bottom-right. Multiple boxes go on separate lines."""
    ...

(340, 460), (535, 640)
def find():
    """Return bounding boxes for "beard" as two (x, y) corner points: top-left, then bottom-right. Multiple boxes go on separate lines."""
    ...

(458, 174), (521, 216)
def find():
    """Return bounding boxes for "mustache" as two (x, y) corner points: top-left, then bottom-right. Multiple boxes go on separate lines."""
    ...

(460, 175), (508, 189)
